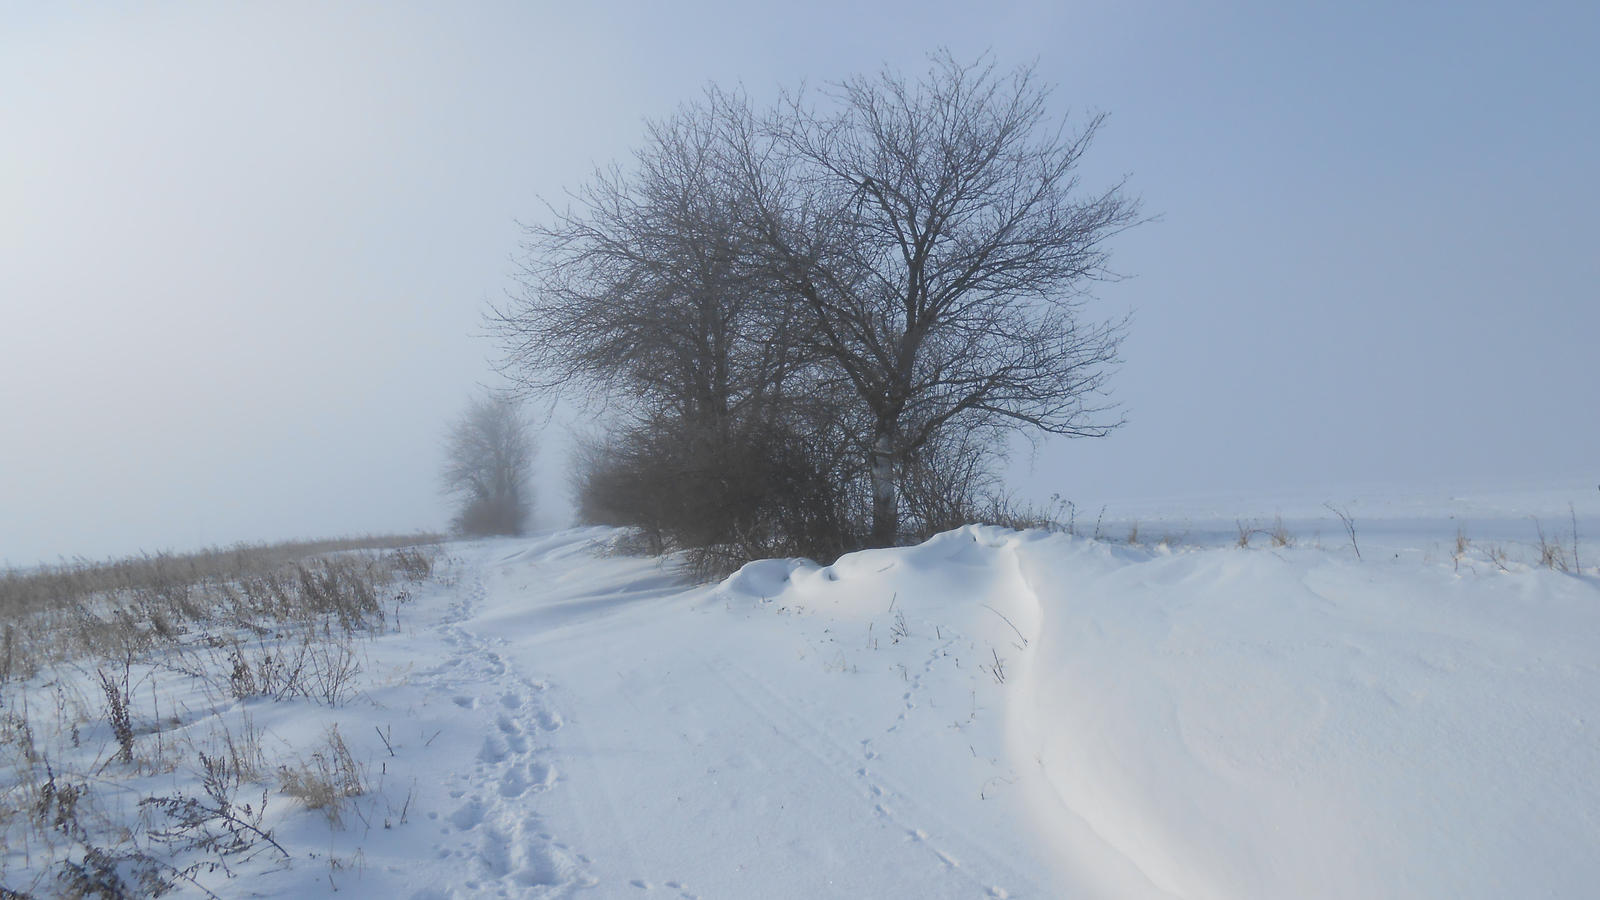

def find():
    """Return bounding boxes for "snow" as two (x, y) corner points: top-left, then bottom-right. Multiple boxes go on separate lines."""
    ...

(5, 488), (1600, 897)
(1009, 535), (1600, 898)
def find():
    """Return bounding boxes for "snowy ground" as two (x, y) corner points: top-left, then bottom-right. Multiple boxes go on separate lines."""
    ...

(4, 484), (1599, 898)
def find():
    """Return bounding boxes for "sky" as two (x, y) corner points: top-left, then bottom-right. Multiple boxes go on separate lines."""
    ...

(3, 0), (1597, 566)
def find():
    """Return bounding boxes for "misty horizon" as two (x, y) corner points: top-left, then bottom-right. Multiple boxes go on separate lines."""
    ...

(5, 1), (1597, 567)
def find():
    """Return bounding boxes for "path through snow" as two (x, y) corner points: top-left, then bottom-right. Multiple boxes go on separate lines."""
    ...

(208, 520), (1599, 899)
(421, 529), (1055, 899)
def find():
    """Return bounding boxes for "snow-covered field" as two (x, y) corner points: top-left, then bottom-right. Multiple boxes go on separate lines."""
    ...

(4, 485), (1599, 898)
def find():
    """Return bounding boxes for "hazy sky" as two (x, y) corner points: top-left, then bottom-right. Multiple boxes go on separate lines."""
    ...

(4, 1), (1596, 565)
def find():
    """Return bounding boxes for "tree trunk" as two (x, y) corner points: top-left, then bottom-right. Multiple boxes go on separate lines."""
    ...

(869, 425), (898, 548)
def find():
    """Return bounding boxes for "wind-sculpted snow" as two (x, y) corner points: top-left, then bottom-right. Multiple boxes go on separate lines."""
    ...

(1002, 537), (1600, 899)
(713, 524), (1600, 898)
(7, 523), (1595, 898)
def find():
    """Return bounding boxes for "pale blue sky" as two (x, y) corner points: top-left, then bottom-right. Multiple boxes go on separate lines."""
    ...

(3, 1), (1596, 564)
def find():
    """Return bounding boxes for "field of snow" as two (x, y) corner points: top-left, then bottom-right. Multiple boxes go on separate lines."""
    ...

(4, 485), (1598, 898)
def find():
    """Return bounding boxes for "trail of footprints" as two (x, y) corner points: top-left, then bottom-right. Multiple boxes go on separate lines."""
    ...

(419, 564), (700, 898)
(447, 673), (590, 894)
(416, 570), (597, 898)
(419, 556), (1007, 898)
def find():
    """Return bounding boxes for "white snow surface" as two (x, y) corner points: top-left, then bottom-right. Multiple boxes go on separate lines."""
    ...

(7, 502), (1600, 898)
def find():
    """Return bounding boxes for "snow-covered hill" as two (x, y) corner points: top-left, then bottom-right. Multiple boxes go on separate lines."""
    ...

(5, 508), (1599, 898)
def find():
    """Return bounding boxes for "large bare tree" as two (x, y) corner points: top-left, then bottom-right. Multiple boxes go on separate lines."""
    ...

(497, 52), (1139, 555)
(738, 52), (1140, 546)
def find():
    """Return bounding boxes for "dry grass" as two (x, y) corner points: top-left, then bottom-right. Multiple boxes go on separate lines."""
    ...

(1268, 516), (1294, 548)
(0, 534), (440, 894)
(1532, 518), (1570, 572)
(0, 535), (441, 681)
(277, 725), (367, 828)
(1532, 507), (1586, 573)
(1, 533), (441, 621)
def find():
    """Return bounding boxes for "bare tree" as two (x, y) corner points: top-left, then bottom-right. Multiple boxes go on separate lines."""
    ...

(499, 100), (807, 442)
(738, 51), (1140, 545)
(497, 51), (1141, 557)
(496, 98), (861, 561)
(442, 395), (534, 536)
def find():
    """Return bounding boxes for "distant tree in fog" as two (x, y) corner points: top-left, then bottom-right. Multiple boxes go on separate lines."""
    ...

(442, 395), (534, 536)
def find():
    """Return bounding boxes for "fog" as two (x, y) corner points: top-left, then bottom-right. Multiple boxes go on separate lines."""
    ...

(4, 1), (1596, 566)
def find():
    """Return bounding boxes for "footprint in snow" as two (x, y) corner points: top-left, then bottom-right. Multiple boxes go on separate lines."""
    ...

(478, 734), (509, 763)
(527, 760), (556, 791)
(500, 761), (556, 798)
(499, 767), (530, 798)
(477, 826), (512, 876)
(449, 799), (485, 831)
(511, 840), (589, 889)
(535, 709), (563, 731)
(498, 715), (530, 753)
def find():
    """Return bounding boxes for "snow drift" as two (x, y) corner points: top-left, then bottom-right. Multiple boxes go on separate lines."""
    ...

(719, 526), (1600, 898)
(5, 519), (1596, 898)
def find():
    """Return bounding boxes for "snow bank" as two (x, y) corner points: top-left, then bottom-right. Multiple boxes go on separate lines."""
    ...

(724, 527), (1600, 898)
(726, 525), (1600, 896)
(1007, 536), (1600, 898)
